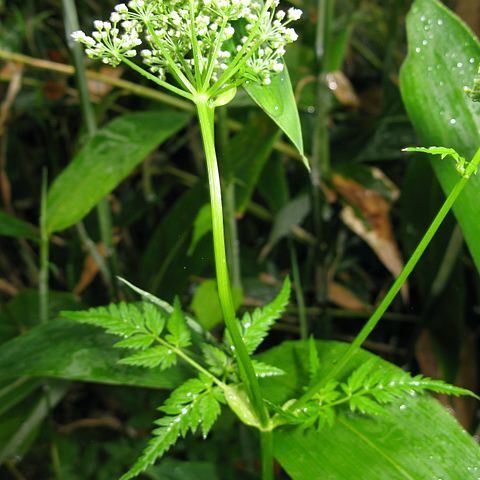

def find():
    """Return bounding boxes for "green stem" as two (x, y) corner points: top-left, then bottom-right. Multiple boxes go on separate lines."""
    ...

(154, 334), (226, 389)
(295, 147), (480, 408)
(62, 0), (118, 295)
(288, 238), (308, 339)
(260, 430), (274, 480)
(196, 100), (268, 427)
(311, 0), (334, 306)
(217, 107), (242, 290)
(39, 172), (49, 324)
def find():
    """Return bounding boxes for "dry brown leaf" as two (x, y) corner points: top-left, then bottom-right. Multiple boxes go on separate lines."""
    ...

(328, 281), (367, 310)
(332, 172), (407, 301)
(0, 63), (23, 210)
(74, 243), (107, 295)
(0, 278), (18, 296)
(43, 78), (67, 101)
(456, 0), (480, 36)
(87, 66), (124, 98)
(326, 71), (360, 108)
(453, 331), (478, 430)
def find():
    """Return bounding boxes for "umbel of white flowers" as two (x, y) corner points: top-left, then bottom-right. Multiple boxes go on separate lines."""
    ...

(72, 0), (302, 97)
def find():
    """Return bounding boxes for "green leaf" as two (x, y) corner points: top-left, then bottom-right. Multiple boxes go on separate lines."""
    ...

(240, 277), (291, 354)
(198, 392), (221, 438)
(256, 340), (480, 479)
(119, 346), (176, 370)
(0, 211), (37, 240)
(201, 344), (229, 377)
(166, 298), (191, 348)
(187, 204), (212, 256)
(403, 146), (465, 162)
(0, 378), (42, 416)
(46, 111), (190, 233)
(244, 68), (308, 169)
(261, 194), (311, 259)
(308, 336), (320, 385)
(190, 280), (222, 331)
(190, 280), (242, 331)
(144, 302), (166, 337)
(121, 377), (219, 480)
(252, 360), (285, 378)
(0, 289), (78, 343)
(0, 381), (66, 464)
(403, 146), (473, 177)
(120, 422), (181, 480)
(0, 320), (186, 389)
(223, 384), (260, 429)
(229, 114), (279, 215)
(114, 334), (155, 350)
(400, 0), (480, 273)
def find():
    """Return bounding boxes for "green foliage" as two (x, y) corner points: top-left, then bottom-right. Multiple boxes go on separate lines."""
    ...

(0, 211), (37, 240)
(400, 0), (480, 273)
(231, 277), (291, 354)
(404, 146), (477, 178)
(275, 358), (477, 431)
(62, 282), (292, 478)
(259, 341), (480, 479)
(121, 377), (224, 480)
(63, 301), (192, 371)
(244, 68), (308, 170)
(46, 111), (191, 233)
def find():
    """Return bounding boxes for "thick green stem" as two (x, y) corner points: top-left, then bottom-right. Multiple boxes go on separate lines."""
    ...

(196, 100), (268, 427)
(260, 430), (274, 480)
(295, 148), (480, 408)
(62, 0), (118, 295)
(217, 107), (242, 290)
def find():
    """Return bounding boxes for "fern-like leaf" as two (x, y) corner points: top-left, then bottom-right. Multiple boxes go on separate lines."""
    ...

(403, 146), (476, 178)
(290, 360), (479, 429)
(252, 360), (285, 378)
(239, 277), (291, 354)
(119, 346), (176, 370)
(120, 377), (223, 479)
(166, 298), (191, 348)
(201, 344), (230, 377)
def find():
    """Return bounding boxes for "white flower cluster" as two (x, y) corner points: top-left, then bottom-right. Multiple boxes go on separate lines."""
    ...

(72, 0), (302, 93)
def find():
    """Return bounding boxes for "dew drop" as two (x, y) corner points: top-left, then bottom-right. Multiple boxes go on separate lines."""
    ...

(457, 62), (463, 68)
(420, 15), (426, 22)
(450, 118), (457, 125)
(470, 57), (476, 64)
(415, 47), (421, 53)
(399, 404), (407, 411)
(437, 19), (443, 26)
(422, 40), (428, 46)
(274, 105), (279, 111)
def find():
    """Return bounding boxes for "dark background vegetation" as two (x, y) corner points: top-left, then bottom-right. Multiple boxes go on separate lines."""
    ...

(0, 0), (479, 478)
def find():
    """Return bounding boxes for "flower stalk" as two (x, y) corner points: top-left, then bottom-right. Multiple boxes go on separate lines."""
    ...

(196, 99), (268, 427)
(294, 146), (480, 409)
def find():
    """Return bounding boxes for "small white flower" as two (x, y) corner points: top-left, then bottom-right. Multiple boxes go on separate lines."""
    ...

(287, 8), (302, 21)
(73, 0), (302, 92)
